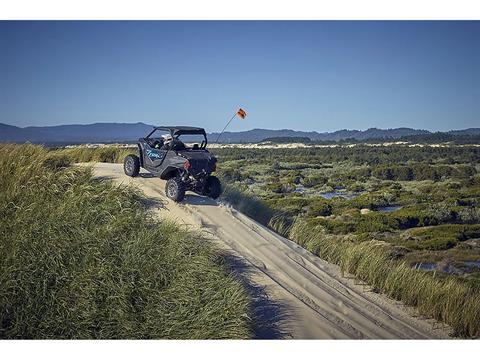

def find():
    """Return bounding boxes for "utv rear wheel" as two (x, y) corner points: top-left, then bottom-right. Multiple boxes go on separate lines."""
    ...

(124, 154), (140, 177)
(204, 175), (222, 199)
(166, 176), (185, 202)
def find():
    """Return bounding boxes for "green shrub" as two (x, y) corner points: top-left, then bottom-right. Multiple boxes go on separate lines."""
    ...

(406, 225), (480, 251)
(264, 182), (285, 194)
(266, 195), (308, 216)
(355, 213), (397, 233)
(307, 200), (333, 217)
(351, 192), (393, 210)
(302, 173), (328, 188)
(347, 182), (366, 192)
(370, 164), (476, 182)
(219, 168), (244, 182)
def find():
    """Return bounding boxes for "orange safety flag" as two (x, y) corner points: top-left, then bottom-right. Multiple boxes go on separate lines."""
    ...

(236, 108), (247, 119)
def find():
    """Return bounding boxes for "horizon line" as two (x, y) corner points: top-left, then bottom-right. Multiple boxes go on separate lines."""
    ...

(1, 121), (478, 133)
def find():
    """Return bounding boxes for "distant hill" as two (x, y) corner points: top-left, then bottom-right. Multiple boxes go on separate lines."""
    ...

(0, 123), (46, 142)
(398, 131), (480, 144)
(0, 122), (154, 144)
(1, 122), (479, 145)
(448, 128), (480, 136)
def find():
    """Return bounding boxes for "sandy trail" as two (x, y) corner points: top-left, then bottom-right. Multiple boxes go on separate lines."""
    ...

(87, 163), (450, 339)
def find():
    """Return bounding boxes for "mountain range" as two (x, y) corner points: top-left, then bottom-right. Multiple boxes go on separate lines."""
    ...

(1, 122), (479, 144)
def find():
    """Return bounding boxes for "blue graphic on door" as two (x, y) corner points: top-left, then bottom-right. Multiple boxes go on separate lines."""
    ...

(146, 149), (163, 161)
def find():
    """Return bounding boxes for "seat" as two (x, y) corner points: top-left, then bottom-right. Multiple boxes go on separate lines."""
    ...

(171, 140), (186, 151)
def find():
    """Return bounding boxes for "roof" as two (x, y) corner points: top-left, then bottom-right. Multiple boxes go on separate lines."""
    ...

(153, 126), (206, 136)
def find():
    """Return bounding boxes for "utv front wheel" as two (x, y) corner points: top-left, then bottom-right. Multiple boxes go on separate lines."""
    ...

(165, 176), (186, 202)
(124, 154), (140, 177)
(204, 175), (222, 199)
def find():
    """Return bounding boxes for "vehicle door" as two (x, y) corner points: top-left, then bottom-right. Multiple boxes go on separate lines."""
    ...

(142, 133), (169, 168)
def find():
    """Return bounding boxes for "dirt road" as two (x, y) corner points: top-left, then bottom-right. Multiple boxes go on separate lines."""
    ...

(88, 163), (450, 339)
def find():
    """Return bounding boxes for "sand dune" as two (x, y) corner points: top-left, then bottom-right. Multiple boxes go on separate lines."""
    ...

(86, 162), (451, 339)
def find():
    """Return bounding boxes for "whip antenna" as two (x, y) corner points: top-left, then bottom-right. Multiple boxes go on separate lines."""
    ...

(215, 108), (247, 143)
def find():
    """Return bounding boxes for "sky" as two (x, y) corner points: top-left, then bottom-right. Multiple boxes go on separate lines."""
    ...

(0, 21), (479, 133)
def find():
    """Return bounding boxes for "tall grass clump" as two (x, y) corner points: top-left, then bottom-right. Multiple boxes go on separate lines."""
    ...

(287, 218), (480, 338)
(220, 185), (277, 226)
(0, 144), (251, 339)
(56, 146), (133, 163)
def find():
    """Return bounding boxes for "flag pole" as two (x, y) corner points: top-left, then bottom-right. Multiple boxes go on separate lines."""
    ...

(215, 112), (237, 143)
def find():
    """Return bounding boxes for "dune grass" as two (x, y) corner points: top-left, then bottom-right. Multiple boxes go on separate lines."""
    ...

(55, 146), (134, 163)
(287, 219), (480, 338)
(0, 144), (251, 339)
(221, 185), (277, 226)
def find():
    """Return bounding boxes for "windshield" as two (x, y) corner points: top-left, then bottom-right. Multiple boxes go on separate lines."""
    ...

(145, 129), (170, 149)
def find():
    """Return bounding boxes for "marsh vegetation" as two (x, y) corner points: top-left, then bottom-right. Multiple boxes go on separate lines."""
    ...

(212, 144), (480, 337)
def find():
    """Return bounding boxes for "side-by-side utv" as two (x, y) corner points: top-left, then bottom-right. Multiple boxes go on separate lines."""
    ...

(123, 126), (221, 202)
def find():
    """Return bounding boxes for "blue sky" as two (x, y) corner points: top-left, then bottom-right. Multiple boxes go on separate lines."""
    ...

(0, 21), (478, 132)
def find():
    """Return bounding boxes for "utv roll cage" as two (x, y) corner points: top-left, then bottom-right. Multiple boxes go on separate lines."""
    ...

(145, 126), (208, 149)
